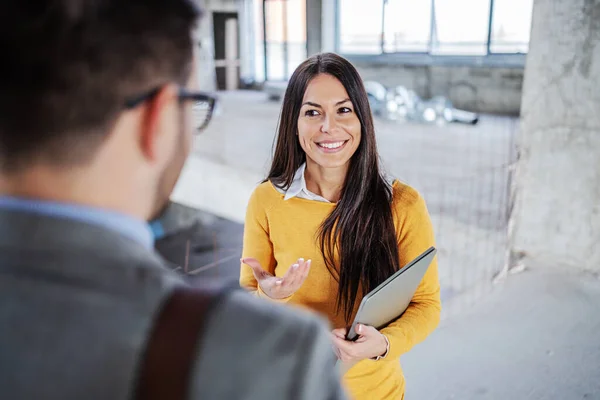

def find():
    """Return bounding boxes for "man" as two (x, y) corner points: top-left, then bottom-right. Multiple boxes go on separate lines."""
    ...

(0, 1), (346, 399)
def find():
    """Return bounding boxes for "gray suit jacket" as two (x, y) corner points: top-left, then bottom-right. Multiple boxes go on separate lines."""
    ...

(0, 210), (346, 400)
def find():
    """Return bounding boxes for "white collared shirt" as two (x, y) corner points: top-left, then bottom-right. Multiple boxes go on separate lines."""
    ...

(277, 163), (395, 202)
(280, 163), (332, 203)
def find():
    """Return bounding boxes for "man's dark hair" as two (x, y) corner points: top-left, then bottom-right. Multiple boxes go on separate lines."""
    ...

(0, 0), (201, 172)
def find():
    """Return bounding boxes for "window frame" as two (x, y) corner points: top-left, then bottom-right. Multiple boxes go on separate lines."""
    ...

(335, 0), (531, 68)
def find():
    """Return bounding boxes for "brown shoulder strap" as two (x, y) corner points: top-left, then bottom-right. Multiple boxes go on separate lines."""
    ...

(135, 285), (226, 400)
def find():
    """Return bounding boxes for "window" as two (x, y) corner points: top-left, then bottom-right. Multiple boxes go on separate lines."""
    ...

(489, 0), (534, 53)
(263, 0), (307, 81)
(431, 0), (491, 55)
(383, 0), (432, 53)
(337, 0), (534, 57)
(338, 0), (384, 54)
(285, 0), (307, 74)
(253, 0), (265, 82)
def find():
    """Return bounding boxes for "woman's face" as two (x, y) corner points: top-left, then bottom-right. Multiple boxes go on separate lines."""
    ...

(297, 73), (361, 169)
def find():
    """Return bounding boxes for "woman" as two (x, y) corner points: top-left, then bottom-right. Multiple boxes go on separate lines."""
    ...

(240, 53), (440, 399)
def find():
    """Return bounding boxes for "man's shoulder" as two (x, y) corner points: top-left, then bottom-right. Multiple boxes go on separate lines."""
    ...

(211, 289), (329, 344)
(191, 289), (340, 399)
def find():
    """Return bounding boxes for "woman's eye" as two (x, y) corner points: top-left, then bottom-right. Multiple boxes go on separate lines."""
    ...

(305, 110), (320, 117)
(339, 107), (352, 114)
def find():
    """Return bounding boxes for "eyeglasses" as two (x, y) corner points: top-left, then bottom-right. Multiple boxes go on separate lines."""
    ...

(124, 87), (217, 133)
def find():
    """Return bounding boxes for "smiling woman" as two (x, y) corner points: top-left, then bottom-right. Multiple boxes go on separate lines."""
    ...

(240, 53), (441, 400)
(297, 76), (360, 171)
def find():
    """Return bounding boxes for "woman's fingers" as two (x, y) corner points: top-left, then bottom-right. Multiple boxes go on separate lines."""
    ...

(355, 324), (379, 339)
(292, 259), (311, 290)
(241, 258), (271, 281)
(282, 258), (304, 279)
(300, 259), (311, 282)
(331, 328), (347, 339)
(278, 261), (300, 290)
(280, 259), (304, 286)
(333, 345), (353, 363)
(331, 336), (354, 355)
(285, 258), (311, 289)
(246, 257), (311, 298)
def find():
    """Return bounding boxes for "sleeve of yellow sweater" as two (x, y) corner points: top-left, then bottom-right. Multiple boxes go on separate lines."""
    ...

(239, 185), (292, 302)
(380, 189), (441, 360)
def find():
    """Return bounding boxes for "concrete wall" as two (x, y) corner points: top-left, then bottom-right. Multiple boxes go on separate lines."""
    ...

(510, 0), (600, 272)
(195, 0), (217, 92)
(306, 0), (323, 56)
(238, 0), (256, 84)
(348, 60), (524, 116)
(320, 0), (336, 52)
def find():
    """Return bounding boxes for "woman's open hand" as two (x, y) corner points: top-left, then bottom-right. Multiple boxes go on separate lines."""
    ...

(331, 324), (388, 363)
(241, 257), (311, 299)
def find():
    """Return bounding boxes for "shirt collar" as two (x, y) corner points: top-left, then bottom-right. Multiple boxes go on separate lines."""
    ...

(282, 163), (397, 203)
(0, 196), (154, 249)
(283, 163), (331, 203)
(283, 163), (306, 201)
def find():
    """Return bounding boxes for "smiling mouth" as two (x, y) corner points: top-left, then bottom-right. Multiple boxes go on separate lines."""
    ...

(317, 140), (349, 150)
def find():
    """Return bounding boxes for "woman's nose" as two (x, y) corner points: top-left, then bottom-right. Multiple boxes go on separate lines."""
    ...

(321, 114), (338, 134)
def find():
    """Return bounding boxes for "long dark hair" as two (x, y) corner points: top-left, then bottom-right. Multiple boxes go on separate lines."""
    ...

(267, 53), (400, 323)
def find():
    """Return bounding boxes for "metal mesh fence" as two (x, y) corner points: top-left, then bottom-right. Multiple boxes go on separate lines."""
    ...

(376, 116), (519, 315)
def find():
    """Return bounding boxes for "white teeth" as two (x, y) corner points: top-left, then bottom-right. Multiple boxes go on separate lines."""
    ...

(319, 141), (344, 149)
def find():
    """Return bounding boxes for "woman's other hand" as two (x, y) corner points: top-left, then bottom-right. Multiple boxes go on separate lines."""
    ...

(331, 324), (389, 363)
(241, 257), (311, 299)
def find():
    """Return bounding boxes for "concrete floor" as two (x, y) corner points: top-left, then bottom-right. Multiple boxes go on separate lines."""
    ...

(154, 205), (243, 286)
(403, 266), (600, 399)
(172, 90), (518, 309)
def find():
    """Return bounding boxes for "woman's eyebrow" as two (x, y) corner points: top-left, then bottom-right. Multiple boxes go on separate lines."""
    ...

(302, 98), (351, 108)
(302, 101), (322, 108)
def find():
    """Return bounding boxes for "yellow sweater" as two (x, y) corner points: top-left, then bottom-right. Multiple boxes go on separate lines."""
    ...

(240, 180), (441, 400)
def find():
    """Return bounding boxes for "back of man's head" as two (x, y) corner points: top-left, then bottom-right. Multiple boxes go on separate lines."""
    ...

(0, 0), (202, 219)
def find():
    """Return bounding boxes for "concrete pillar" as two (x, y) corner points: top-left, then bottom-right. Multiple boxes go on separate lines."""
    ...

(321, 0), (336, 52)
(510, 0), (600, 271)
(306, 0), (323, 56)
(225, 17), (239, 90)
(238, 0), (256, 85)
(195, 0), (217, 92)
